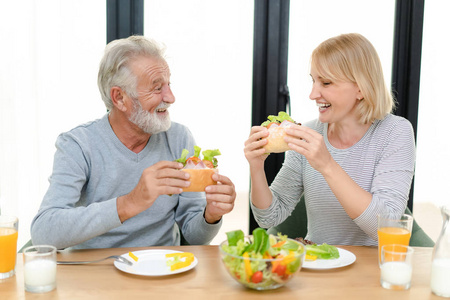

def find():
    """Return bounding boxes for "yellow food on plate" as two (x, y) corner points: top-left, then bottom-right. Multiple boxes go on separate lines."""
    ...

(128, 252), (139, 262)
(305, 254), (317, 261)
(166, 252), (195, 271)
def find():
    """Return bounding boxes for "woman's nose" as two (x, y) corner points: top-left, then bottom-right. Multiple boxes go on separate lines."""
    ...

(309, 84), (320, 100)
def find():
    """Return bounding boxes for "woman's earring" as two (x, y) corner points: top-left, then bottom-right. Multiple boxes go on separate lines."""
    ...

(358, 97), (364, 101)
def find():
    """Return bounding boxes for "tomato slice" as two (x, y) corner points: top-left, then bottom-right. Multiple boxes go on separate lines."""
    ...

(265, 122), (279, 129)
(186, 156), (201, 165)
(202, 160), (214, 168)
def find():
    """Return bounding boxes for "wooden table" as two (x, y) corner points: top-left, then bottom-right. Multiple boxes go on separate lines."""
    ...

(1, 245), (441, 299)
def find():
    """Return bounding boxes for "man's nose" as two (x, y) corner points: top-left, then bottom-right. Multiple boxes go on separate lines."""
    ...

(163, 85), (175, 103)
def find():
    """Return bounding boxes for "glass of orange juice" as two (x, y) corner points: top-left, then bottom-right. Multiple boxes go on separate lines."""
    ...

(0, 215), (19, 279)
(377, 213), (413, 266)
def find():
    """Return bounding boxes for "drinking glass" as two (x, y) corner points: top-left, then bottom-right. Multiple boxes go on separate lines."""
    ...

(0, 215), (19, 279)
(377, 213), (413, 265)
(23, 245), (57, 293)
(430, 206), (450, 298)
(380, 244), (414, 290)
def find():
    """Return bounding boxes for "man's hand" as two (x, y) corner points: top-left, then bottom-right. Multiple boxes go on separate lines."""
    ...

(203, 173), (236, 224)
(117, 161), (189, 222)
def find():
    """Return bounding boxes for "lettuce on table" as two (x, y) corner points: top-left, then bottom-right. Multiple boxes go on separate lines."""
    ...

(305, 243), (340, 260)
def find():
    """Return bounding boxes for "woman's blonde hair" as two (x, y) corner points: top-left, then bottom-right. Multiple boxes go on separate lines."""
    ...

(311, 33), (395, 124)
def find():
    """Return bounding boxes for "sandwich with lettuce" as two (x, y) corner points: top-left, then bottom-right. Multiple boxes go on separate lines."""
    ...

(261, 111), (300, 153)
(175, 146), (221, 192)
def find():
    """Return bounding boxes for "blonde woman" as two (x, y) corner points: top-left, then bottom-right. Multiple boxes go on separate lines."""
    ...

(244, 33), (415, 246)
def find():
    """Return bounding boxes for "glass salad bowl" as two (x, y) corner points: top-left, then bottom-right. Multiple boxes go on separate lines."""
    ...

(219, 230), (305, 290)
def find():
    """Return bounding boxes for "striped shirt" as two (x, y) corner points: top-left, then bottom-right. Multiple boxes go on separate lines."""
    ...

(251, 114), (415, 246)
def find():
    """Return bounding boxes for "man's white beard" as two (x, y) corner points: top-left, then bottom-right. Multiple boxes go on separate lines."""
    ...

(129, 99), (171, 135)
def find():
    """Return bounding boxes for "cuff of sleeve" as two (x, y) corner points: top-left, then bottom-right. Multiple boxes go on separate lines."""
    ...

(102, 197), (123, 228)
(203, 209), (222, 225)
(203, 212), (223, 227)
(250, 197), (277, 228)
(353, 194), (383, 240)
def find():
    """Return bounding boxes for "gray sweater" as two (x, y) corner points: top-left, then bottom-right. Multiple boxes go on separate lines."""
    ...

(31, 114), (221, 249)
(252, 114), (415, 246)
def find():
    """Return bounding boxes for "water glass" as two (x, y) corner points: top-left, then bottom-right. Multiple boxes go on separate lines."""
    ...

(23, 245), (57, 293)
(0, 215), (19, 279)
(380, 244), (414, 290)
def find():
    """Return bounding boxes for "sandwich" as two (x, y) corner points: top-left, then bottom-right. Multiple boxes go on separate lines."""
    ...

(261, 111), (300, 153)
(175, 146), (221, 192)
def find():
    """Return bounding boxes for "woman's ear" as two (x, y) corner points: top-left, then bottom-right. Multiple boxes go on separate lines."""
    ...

(110, 87), (127, 112)
(356, 86), (364, 101)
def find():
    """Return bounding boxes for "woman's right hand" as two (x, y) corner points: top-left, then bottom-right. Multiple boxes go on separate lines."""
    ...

(244, 126), (270, 171)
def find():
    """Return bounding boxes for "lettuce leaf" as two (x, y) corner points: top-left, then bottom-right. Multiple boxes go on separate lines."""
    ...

(174, 146), (221, 167)
(306, 243), (340, 259)
(281, 240), (300, 252)
(174, 149), (189, 164)
(252, 227), (270, 255)
(202, 149), (221, 168)
(261, 111), (295, 127)
(226, 229), (245, 247)
(193, 145), (201, 158)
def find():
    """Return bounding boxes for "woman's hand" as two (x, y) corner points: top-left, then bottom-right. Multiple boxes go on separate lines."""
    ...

(284, 126), (333, 175)
(244, 126), (274, 209)
(244, 126), (270, 171)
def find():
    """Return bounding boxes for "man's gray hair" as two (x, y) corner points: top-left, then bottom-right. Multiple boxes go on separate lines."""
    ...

(97, 36), (166, 111)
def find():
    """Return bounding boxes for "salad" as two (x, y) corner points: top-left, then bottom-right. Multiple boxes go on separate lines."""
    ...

(220, 228), (305, 289)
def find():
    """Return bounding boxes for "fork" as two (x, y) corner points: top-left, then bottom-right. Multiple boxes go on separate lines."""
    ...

(57, 255), (133, 266)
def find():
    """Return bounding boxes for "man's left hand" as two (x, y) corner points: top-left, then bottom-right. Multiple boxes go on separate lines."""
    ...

(203, 173), (236, 224)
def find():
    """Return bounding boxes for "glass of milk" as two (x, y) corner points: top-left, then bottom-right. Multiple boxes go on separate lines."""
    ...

(23, 245), (57, 293)
(430, 206), (450, 298)
(380, 244), (414, 290)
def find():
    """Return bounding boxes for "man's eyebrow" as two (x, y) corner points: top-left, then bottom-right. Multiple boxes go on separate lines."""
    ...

(152, 77), (163, 84)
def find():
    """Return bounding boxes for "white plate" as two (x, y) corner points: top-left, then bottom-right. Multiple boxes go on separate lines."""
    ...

(114, 249), (198, 276)
(302, 248), (356, 270)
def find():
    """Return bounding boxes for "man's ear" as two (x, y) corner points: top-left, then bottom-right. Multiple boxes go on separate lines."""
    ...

(110, 87), (127, 112)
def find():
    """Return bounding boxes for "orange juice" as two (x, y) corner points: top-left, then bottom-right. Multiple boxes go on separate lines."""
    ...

(377, 227), (411, 262)
(0, 227), (18, 273)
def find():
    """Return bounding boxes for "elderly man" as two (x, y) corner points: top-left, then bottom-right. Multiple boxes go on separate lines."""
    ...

(31, 36), (236, 249)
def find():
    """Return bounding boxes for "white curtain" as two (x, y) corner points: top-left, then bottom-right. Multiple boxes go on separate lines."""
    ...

(0, 0), (106, 249)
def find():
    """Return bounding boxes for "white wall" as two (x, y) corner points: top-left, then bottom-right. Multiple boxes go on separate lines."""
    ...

(0, 0), (106, 249)
(414, 1), (450, 207)
(288, 0), (395, 125)
(144, 0), (254, 194)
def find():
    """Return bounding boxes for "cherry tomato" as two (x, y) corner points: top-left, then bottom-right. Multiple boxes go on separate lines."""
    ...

(273, 264), (286, 276)
(251, 271), (263, 283)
